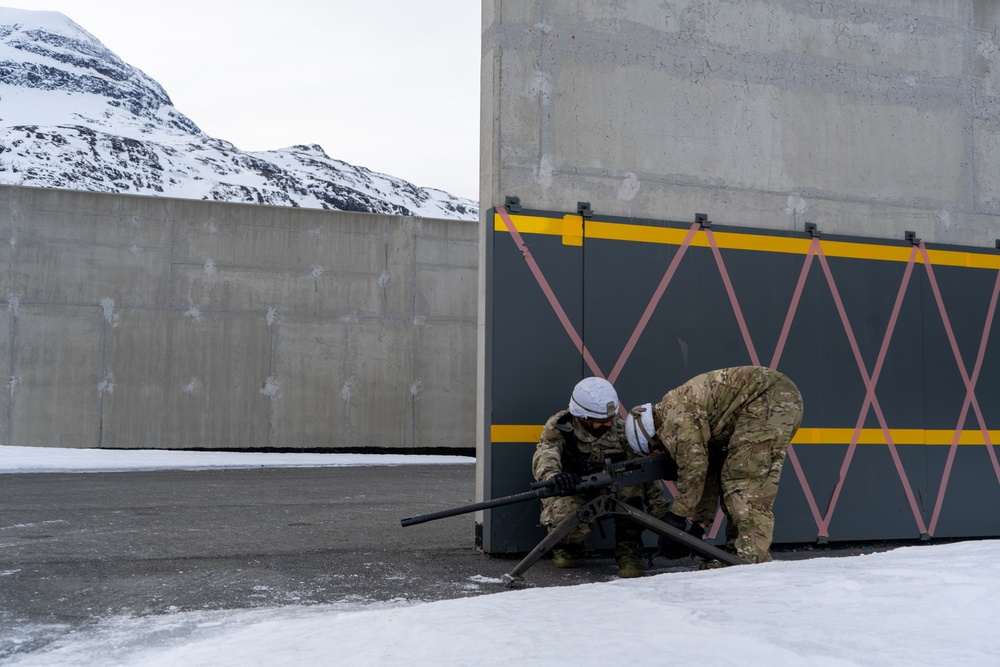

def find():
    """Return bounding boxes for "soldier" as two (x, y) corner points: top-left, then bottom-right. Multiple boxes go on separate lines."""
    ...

(532, 376), (670, 578)
(624, 366), (803, 564)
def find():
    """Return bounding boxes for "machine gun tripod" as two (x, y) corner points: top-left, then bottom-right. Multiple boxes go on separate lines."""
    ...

(502, 488), (742, 584)
(401, 453), (744, 585)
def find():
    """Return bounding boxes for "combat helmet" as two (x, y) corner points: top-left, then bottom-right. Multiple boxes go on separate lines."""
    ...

(568, 377), (618, 420)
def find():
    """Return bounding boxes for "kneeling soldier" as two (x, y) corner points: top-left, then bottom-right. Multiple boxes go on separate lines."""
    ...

(533, 377), (670, 578)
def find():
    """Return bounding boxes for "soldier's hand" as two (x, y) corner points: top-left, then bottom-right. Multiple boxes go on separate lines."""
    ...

(657, 512), (693, 559)
(549, 471), (582, 495)
(657, 534), (691, 559)
(663, 511), (688, 531)
(689, 522), (706, 540)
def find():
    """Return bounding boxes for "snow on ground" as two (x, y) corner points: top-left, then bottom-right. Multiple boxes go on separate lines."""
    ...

(0, 445), (474, 474)
(2, 446), (999, 666)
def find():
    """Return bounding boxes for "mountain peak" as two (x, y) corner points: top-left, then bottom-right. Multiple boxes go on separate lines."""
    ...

(0, 7), (478, 220)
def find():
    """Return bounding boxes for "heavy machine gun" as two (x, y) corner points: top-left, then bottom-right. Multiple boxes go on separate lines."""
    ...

(401, 453), (743, 584)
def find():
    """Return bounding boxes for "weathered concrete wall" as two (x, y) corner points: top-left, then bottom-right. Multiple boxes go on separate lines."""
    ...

(481, 0), (1000, 246)
(0, 185), (478, 450)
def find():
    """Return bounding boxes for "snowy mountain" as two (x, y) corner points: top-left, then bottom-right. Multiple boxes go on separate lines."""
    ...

(0, 7), (478, 221)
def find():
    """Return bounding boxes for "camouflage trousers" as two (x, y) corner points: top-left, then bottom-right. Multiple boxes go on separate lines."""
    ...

(718, 374), (803, 563)
(539, 487), (645, 546)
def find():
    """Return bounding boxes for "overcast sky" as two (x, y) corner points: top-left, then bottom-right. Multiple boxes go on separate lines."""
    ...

(6, 1), (481, 200)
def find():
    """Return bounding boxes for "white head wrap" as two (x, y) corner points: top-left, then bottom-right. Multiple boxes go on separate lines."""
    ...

(624, 403), (655, 454)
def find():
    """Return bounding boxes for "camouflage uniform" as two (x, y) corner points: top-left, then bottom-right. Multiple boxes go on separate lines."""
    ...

(652, 366), (803, 563)
(532, 410), (670, 548)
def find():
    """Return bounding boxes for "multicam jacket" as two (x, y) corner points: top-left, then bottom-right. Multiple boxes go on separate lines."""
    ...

(532, 410), (669, 517)
(652, 366), (795, 522)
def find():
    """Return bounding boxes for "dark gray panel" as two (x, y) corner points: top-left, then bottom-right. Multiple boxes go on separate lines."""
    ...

(486, 210), (1000, 553)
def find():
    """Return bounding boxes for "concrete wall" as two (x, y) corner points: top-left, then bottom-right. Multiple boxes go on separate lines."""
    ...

(481, 1), (1000, 246)
(0, 185), (478, 450)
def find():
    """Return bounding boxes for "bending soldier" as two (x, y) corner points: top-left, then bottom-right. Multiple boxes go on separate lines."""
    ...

(532, 376), (670, 578)
(625, 366), (803, 564)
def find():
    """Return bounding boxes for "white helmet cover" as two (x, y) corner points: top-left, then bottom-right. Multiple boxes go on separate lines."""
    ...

(624, 403), (655, 454)
(568, 377), (619, 419)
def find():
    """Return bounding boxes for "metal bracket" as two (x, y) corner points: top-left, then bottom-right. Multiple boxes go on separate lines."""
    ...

(905, 230), (920, 245)
(695, 213), (710, 228)
(805, 222), (821, 238)
(577, 201), (592, 219)
(504, 196), (521, 213)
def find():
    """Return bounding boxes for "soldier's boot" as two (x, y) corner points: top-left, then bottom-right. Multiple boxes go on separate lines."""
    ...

(614, 510), (646, 578)
(698, 559), (728, 570)
(551, 542), (583, 569)
(615, 541), (645, 578)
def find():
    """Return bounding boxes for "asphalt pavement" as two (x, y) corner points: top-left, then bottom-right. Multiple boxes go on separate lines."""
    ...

(0, 463), (899, 660)
(0, 464), (662, 659)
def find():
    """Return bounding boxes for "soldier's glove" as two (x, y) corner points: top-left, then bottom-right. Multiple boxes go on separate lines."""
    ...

(689, 522), (706, 540)
(657, 534), (691, 559)
(657, 512), (692, 559)
(549, 471), (583, 495)
(662, 511), (687, 531)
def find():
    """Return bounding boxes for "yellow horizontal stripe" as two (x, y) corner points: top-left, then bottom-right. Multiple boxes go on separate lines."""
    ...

(492, 424), (545, 443)
(490, 424), (1000, 446)
(792, 428), (1000, 445)
(584, 221), (704, 247)
(493, 214), (569, 236)
(495, 212), (1000, 269)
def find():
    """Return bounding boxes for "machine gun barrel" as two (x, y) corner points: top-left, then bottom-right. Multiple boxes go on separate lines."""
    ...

(401, 488), (552, 527)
